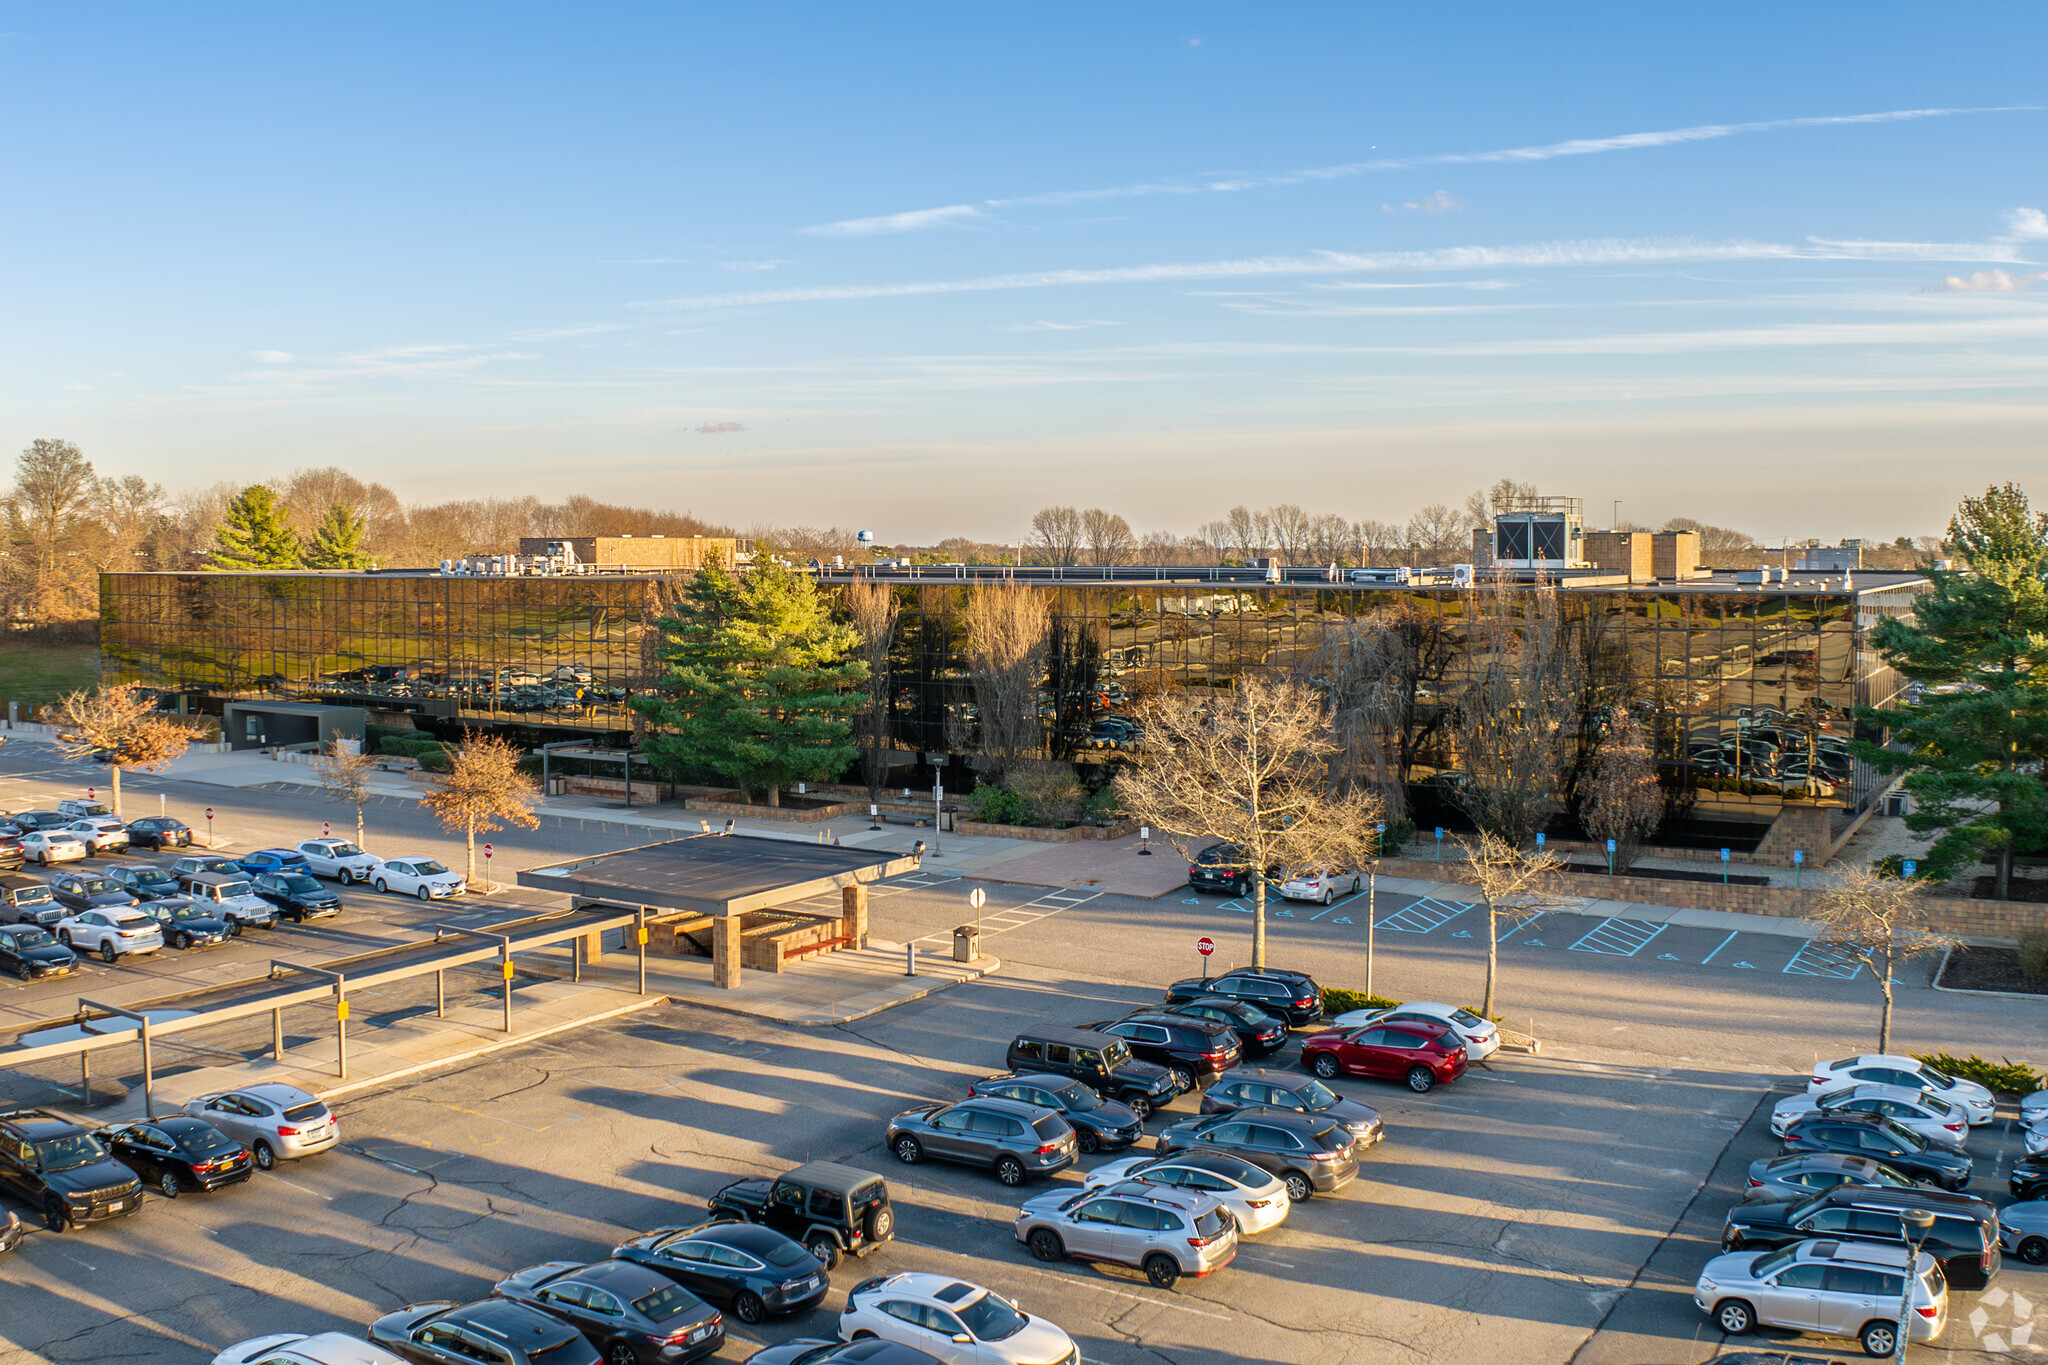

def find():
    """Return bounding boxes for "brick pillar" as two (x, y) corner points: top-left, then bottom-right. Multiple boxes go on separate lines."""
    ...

(580, 929), (604, 966)
(841, 883), (869, 948)
(713, 915), (742, 988)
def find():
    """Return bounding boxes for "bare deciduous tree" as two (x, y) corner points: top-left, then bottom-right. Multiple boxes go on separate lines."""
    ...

(1115, 677), (1385, 968)
(1580, 713), (1662, 872)
(1812, 869), (1959, 1053)
(420, 731), (540, 889)
(312, 737), (379, 853)
(1404, 503), (1467, 564)
(1452, 584), (1584, 847)
(1080, 508), (1137, 567)
(1028, 506), (1085, 566)
(1463, 478), (1539, 531)
(960, 587), (1049, 779)
(1357, 519), (1404, 564)
(1458, 831), (1569, 1016)
(53, 682), (193, 818)
(845, 582), (901, 800)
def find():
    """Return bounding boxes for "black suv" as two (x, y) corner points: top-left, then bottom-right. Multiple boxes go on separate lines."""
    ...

(1779, 1112), (1972, 1191)
(967, 1073), (1146, 1153)
(1005, 1025), (1182, 1120)
(1165, 968), (1324, 1026)
(1153, 1107), (1360, 1202)
(705, 1161), (894, 1270)
(1721, 1184), (2001, 1289)
(2013, 1153), (2048, 1202)
(0, 1108), (145, 1230)
(1153, 995), (1290, 1055)
(1200, 1067), (1385, 1147)
(1186, 843), (1277, 897)
(1087, 1011), (1242, 1090)
(252, 871), (342, 922)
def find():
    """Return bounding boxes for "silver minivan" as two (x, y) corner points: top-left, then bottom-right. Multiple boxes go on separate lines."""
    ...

(1695, 1237), (1947, 1358)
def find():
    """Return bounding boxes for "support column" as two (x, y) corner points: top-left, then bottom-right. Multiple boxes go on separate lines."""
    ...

(712, 914), (742, 989)
(841, 883), (869, 948)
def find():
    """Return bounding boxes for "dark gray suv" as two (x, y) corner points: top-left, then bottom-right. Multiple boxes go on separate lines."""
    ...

(886, 1097), (1077, 1186)
(1154, 1107), (1358, 1202)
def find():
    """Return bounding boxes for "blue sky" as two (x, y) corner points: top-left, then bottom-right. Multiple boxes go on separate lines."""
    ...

(2, 5), (2043, 541)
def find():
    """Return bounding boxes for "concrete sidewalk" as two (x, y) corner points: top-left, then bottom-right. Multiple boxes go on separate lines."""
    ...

(586, 939), (1000, 1026)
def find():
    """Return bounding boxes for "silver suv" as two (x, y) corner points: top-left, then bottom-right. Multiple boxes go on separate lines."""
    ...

(1014, 1179), (1236, 1289)
(1694, 1236), (1948, 1358)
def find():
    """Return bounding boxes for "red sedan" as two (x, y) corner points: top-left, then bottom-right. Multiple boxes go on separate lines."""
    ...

(1299, 1019), (1468, 1093)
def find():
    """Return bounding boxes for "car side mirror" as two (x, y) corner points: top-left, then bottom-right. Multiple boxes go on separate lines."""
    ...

(952, 1334), (972, 1345)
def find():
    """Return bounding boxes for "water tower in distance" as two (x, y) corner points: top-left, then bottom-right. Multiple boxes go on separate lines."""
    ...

(856, 530), (874, 546)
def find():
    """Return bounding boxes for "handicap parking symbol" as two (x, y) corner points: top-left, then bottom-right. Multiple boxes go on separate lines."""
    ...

(1732, 961), (1757, 969)
(1332, 916), (1353, 925)
(1451, 930), (1472, 938)
(1657, 953), (1679, 961)
(1182, 897), (1200, 905)
(1524, 939), (1545, 947)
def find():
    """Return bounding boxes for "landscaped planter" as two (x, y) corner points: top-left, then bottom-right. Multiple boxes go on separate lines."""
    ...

(953, 818), (1139, 843)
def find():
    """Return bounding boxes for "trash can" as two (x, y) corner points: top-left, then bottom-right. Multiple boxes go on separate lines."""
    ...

(952, 924), (980, 963)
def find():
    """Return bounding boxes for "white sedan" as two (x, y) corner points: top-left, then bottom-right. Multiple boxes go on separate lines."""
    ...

(839, 1272), (1076, 1365)
(1278, 866), (1362, 904)
(1334, 1000), (1500, 1061)
(55, 907), (164, 962)
(295, 838), (384, 884)
(1770, 1082), (1971, 1143)
(371, 857), (465, 900)
(22, 830), (89, 865)
(1808, 1054), (1995, 1125)
(1081, 1151), (1291, 1235)
(212, 1333), (406, 1365)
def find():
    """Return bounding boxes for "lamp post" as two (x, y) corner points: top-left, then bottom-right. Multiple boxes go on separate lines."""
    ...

(1893, 1208), (1935, 1359)
(1367, 822), (1384, 1002)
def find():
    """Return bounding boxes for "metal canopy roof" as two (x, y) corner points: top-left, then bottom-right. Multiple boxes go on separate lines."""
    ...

(517, 834), (921, 916)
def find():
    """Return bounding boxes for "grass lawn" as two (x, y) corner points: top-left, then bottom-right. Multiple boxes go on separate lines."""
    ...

(0, 642), (101, 705)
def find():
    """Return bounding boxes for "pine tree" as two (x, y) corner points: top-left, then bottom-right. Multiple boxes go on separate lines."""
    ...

(304, 502), (379, 569)
(633, 559), (868, 805)
(209, 485), (302, 570)
(1856, 483), (2048, 898)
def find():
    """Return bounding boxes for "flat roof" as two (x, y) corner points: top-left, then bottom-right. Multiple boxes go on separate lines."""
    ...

(517, 834), (921, 916)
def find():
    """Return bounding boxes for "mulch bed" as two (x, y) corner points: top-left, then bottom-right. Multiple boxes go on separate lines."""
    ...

(1969, 877), (2048, 903)
(1938, 944), (2048, 996)
(1560, 861), (1771, 887)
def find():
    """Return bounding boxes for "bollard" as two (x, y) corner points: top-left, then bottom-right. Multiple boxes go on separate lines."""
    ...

(905, 941), (917, 977)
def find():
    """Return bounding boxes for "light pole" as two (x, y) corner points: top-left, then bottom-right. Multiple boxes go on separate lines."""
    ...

(1366, 822), (1384, 1001)
(1893, 1208), (1935, 1360)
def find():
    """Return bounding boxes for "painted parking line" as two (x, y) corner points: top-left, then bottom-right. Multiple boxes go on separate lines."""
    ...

(1700, 930), (1738, 965)
(1375, 897), (1468, 934)
(1567, 917), (1667, 957)
(1783, 938), (1864, 980)
(910, 887), (1104, 946)
(1496, 911), (1543, 944)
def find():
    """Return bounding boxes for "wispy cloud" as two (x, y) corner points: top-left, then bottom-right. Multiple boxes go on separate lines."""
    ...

(802, 204), (990, 238)
(641, 230), (2031, 311)
(720, 259), (791, 272)
(1937, 269), (2043, 292)
(1382, 190), (1462, 214)
(829, 105), (2031, 226)
(996, 319), (1124, 332)
(507, 323), (628, 341)
(698, 421), (745, 433)
(2004, 207), (2048, 241)
(250, 350), (293, 363)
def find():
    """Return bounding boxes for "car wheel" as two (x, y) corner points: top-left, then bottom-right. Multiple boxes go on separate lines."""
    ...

(1171, 1068), (1196, 1093)
(1859, 1320), (1897, 1358)
(893, 1136), (922, 1164)
(866, 1204), (893, 1243)
(1312, 1052), (1340, 1080)
(1715, 1300), (1753, 1335)
(1232, 877), (1249, 898)
(605, 1343), (636, 1365)
(42, 1198), (68, 1232)
(1126, 1095), (1152, 1122)
(58, 930), (71, 947)
(2021, 1236), (2048, 1265)
(1077, 1129), (1099, 1155)
(732, 1291), (766, 1324)
(807, 1233), (841, 1270)
(158, 1171), (180, 1198)
(994, 1155), (1025, 1186)
(172, 932), (188, 950)
(417, 886), (432, 901)
(252, 1141), (276, 1171)
(850, 1331), (877, 1341)
(1283, 1171), (1313, 1203)
(1144, 1254), (1181, 1290)
(1322, 887), (1335, 906)
(337, 869), (352, 885)
(229, 920), (243, 938)
(374, 880), (388, 894)
(1029, 1228), (1066, 1262)
(1406, 1065), (1436, 1093)
(99, 940), (117, 963)
(13, 962), (27, 981)
(1352, 877), (1362, 894)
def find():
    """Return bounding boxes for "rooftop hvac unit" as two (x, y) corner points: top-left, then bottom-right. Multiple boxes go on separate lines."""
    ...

(1451, 563), (1474, 587)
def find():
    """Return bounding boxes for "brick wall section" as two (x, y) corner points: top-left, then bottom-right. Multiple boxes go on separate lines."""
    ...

(953, 819), (1139, 843)
(1374, 854), (2048, 941)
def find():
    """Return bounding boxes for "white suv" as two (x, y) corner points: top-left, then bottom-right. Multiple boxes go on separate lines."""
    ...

(1015, 1180), (1237, 1288)
(56, 907), (165, 962)
(1695, 1237), (1947, 1358)
(64, 818), (130, 855)
(295, 838), (383, 884)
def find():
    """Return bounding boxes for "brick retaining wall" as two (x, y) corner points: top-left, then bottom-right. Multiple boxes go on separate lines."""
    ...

(953, 819), (1140, 843)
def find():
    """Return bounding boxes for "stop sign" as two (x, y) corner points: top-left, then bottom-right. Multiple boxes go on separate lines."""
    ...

(484, 843), (494, 860)
(1196, 936), (1215, 958)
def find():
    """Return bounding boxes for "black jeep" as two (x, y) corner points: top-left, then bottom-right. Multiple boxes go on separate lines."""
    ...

(704, 1161), (893, 1270)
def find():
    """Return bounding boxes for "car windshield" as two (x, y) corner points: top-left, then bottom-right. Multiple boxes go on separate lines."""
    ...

(413, 861), (449, 875)
(6, 928), (56, 948)
(168, 903), (213, 922)
(14, 887), (51, 903)
(1054, 1083), (1101, 1112)
(276, 876), (322, 893)
(1101, 1041), (1132, 1067)
(957, 1290), (1028, 1341)
(788, 1347), (846, 1365)
(759, 1237), (813, 1269)
(849, 1179), (886, 1210)
(35, 1134), (108, 1171)
(135, 870), (175, 884)
(1449, 1008), (1487, 1028)
(77, 878), (119, 894)
(217, 881), (253, 899)
(631, 1281), (699, 1322)
(1919, 1065), (1955, 1088)
(1295, 1079), (1340, 1109)
(1194, 1207), (1230, 1239)
(1749, 1247), (1799, 1279)
(326, 842), (363, 857)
